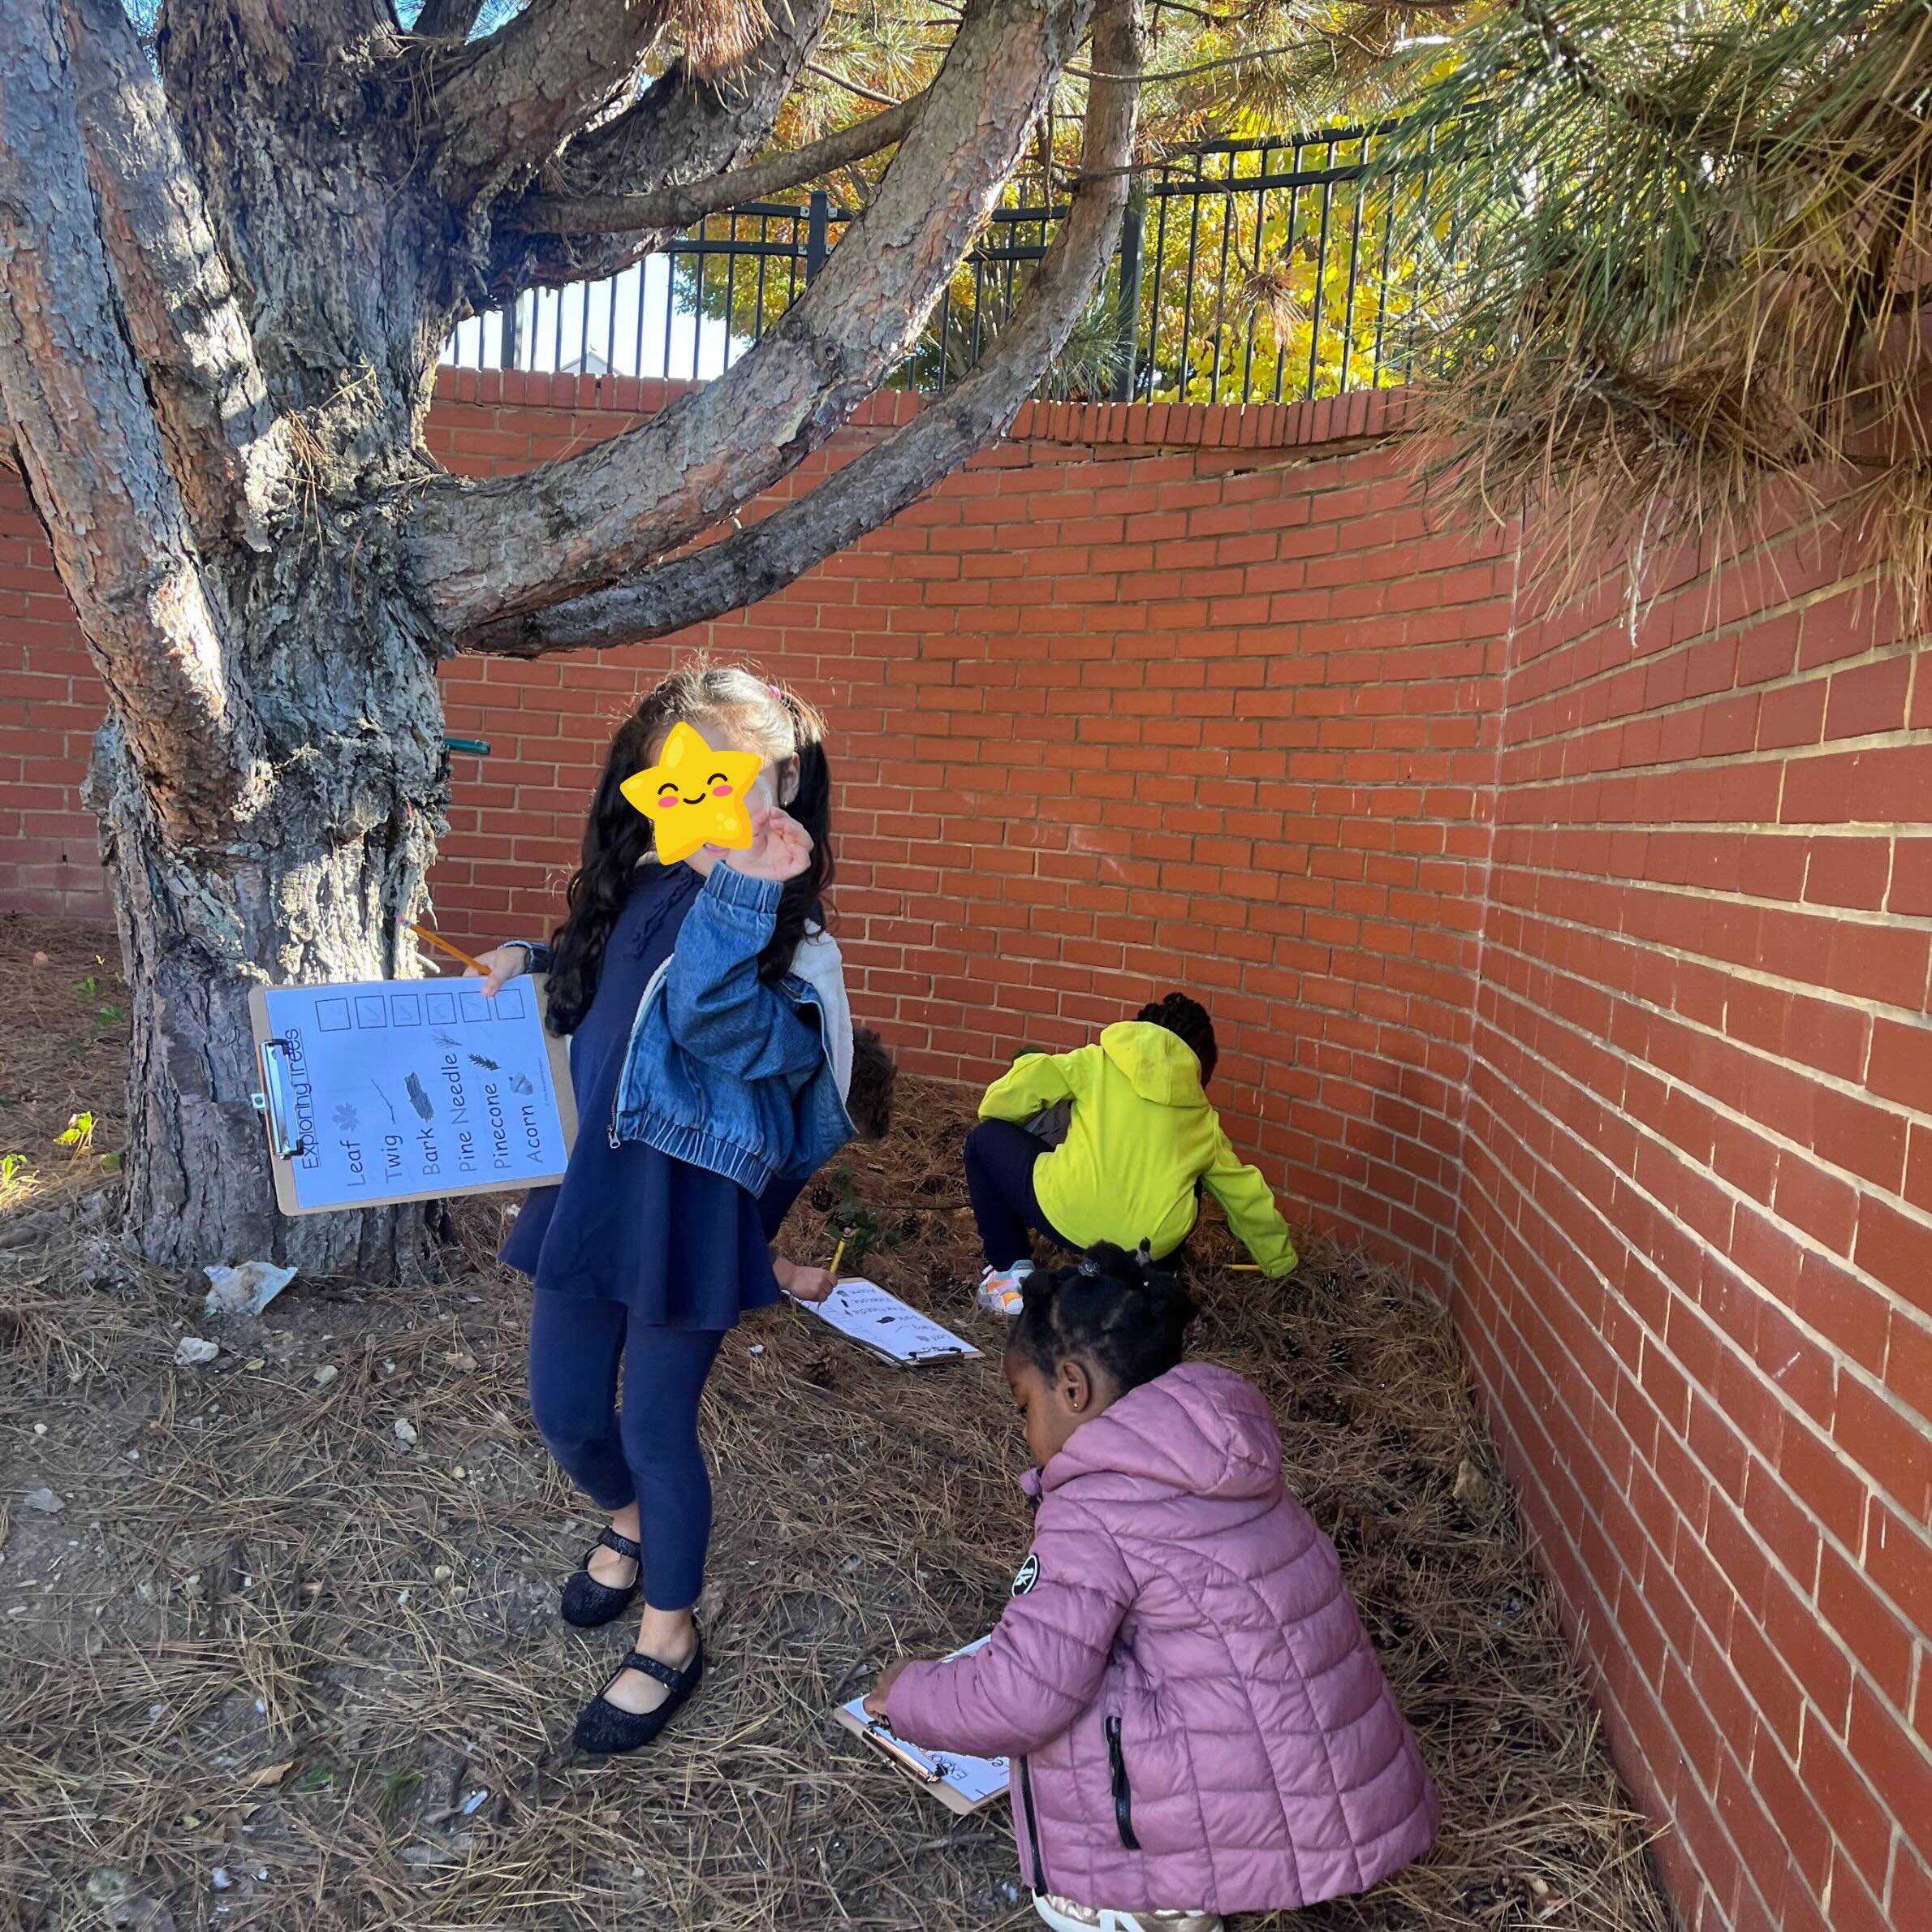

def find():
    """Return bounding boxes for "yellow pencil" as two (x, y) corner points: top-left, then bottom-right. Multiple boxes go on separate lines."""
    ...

(403, 920), (489, 977)
(830, 1236), (847, 1279)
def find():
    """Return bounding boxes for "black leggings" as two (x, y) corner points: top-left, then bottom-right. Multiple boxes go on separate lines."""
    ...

(964, 1119), (1076, 1270)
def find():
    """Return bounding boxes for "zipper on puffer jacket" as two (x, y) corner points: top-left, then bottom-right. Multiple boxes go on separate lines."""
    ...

(1017, 1756), (1047, 1891)
(1105, 1716), (1140, 1851)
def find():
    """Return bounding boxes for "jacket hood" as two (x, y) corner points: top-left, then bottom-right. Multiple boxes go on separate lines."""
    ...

(1042, 1361), (1282, 1503)
(1098, 1021), (1206, 1107)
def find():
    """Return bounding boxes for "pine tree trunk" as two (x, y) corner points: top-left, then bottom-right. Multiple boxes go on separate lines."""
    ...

(86, 574), (450, 1279)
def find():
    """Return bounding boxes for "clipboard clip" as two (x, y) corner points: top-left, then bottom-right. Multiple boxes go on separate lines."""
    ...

(862, 1721), (942, 1784)
(251, 1037), (306, 1159)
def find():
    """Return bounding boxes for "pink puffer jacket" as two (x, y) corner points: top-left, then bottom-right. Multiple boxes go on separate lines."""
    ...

(887, 1362), (1439, 1915)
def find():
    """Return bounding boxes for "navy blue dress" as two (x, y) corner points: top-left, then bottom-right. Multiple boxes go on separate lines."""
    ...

(499, 865), (790, 1331)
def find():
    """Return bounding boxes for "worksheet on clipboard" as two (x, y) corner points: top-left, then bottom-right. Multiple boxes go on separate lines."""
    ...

(796, 1277), (980, 1365)
(836, 1637), (1007, 1807)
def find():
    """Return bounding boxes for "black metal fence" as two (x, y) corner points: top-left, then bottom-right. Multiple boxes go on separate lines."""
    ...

(442, 127), (1449, 405)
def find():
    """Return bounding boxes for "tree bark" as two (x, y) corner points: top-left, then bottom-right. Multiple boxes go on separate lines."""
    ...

(509, 88), (929, 237)
(429, 0), (673, 204)
(88, 641), (447, 1279)
(484, 0), (834, 301)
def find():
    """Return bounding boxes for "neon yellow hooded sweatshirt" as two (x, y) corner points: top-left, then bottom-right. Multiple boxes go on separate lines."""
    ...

(977, 1022), (1298, 1276)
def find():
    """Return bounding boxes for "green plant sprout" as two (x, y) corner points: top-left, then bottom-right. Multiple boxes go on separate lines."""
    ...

(57, 1113), (97, 1153)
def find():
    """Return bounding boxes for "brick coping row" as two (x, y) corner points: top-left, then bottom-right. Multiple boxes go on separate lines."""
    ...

(431, 366), (1409, 453)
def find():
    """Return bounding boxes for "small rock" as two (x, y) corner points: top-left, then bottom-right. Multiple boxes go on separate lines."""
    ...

(31, 951), (49, 968)
(210, 1869), (231, 1892)
(174, 1337), (220, 1368)
(433, 1564), (454, 1583)
(393, 1419), (418, 1447)
(253, 1870), (268, 1883)
(748, 1343), (765, 1357)
(449, 1465), (466, 1481)
(32, 1422), (46, 1437)
(1453, 1458), (1490, 1508)
(23, 1486), (63, 1516)
(312, 1365), (339, 1389)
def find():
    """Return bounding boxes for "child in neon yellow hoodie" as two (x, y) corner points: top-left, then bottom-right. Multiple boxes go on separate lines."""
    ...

(966, 993), (1297, 1313)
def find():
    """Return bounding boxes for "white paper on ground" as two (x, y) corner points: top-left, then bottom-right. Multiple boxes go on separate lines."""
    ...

(792, 1277), (979, 1364)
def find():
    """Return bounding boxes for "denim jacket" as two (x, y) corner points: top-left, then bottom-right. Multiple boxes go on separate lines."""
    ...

(607, 862), (854, 1197)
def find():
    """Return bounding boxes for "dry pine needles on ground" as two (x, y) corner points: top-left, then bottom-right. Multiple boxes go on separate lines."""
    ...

(0, 916), (1675, 1932)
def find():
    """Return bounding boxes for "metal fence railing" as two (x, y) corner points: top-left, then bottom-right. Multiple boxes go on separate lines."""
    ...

(442, 126), (1450, 406)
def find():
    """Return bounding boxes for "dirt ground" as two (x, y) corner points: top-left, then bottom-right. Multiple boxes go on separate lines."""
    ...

(0, 913), (1676, 1932)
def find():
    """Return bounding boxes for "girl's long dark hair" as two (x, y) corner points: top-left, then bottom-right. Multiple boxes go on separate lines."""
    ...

(544, 666), (833, 1035)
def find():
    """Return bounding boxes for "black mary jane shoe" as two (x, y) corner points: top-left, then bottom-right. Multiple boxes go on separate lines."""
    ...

(559, 1529), (643, 1628)
(572, 1634), (705, 1756)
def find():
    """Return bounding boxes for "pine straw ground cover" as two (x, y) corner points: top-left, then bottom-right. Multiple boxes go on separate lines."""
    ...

(0, 915), (1675, 1932)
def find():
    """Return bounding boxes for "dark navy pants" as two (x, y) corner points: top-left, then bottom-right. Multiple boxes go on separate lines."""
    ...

(964, 1119), (1076, 1270)
(527, 1297), (724, 1612)
(525, 1177), (806, 1612)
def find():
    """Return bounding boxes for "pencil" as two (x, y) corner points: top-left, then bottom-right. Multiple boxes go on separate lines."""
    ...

(830, 1236), (847, 1279)
(403, 920), (489, 977)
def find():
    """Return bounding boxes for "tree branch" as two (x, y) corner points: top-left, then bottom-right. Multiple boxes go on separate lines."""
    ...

(0, 0), (258, 844)
(511, 89), (928, 235)
(488, 0), (834, 297)
(464, 0), (1144, 658)
(430, 0), (675, 202)
(412, 0), (1089, 632)
(802, 61), (907, 108)
(62, 0), (285, 550)
(412, 0), (489, 36)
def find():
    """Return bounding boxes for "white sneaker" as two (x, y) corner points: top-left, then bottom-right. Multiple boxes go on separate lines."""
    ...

(1033, 1895), (1223, 1932)
(976, 1261), (1033, 1317)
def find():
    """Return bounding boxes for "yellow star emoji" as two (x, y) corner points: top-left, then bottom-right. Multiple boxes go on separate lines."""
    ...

(619, 722), (765, 865)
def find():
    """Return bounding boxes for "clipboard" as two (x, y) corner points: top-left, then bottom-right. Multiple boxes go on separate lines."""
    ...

(832, 1638), (1008, 1816)
(791, 1277), (980, 1367)
(248, 972), (577, 1216)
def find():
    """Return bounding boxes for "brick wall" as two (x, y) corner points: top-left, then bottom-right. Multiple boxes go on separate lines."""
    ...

(1457, 524), (1931, 1932)
(2, 371), (1926, 1932)
(425, 374), (1506, 1295)
(0, 479), (101, 912)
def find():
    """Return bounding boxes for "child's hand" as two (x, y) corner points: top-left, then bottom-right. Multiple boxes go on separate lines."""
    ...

(788, 1263), (837, 1303)
(863, 1658), (910, 1719)
(772, 1256), (838, 1303)
(724, 805), (813, 882)
(470, 946), (528, 997)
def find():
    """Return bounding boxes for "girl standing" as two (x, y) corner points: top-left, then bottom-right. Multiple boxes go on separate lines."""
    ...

(475, 665), (853, 1755)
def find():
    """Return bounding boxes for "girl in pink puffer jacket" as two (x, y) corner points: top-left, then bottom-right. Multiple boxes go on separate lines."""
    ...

(865, 1246), (1438, 1932)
